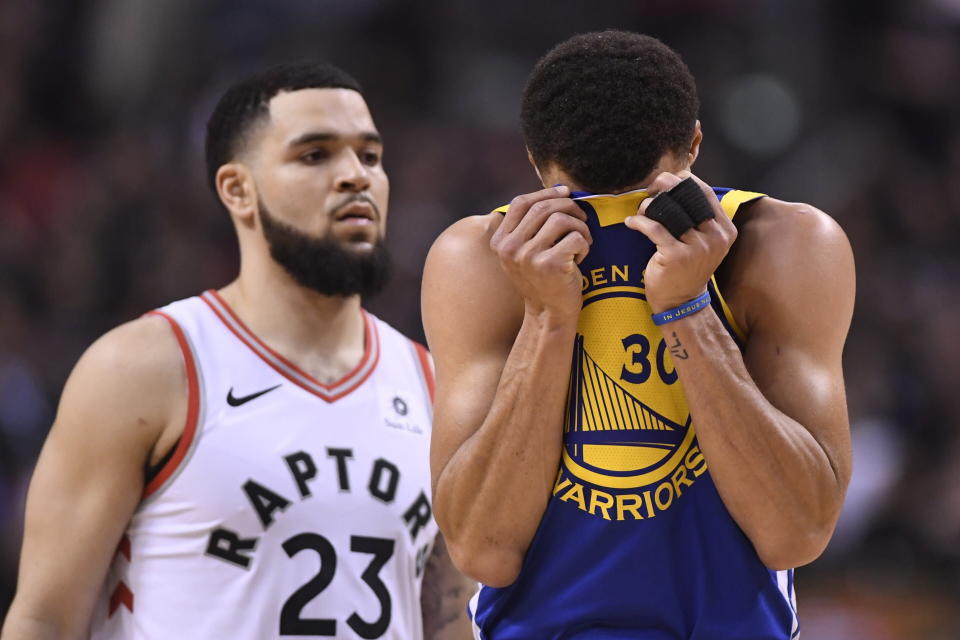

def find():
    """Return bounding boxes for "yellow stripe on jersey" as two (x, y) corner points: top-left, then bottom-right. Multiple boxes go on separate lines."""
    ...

(715, 190), (764, 341)
(720, 190), (765, 219)
(710, 274), (747, 343)
(581, 285), (646, 303)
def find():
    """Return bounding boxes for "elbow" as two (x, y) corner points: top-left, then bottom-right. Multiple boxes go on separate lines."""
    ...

(443, 536), (523, 588)
(752, 488), (847, 570)
(754, 523), (835, 571)
(2, 607), (72, 640)
(434, 496), (525, 587)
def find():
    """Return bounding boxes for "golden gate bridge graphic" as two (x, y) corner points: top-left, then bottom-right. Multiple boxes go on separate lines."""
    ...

(565, 335), (688, 471)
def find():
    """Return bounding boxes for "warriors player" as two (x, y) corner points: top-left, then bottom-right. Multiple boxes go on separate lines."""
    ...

(3, 62), (471, 639)
(423, 32), (854, 638)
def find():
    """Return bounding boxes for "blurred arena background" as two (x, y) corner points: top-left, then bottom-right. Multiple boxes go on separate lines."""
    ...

(1, 0), (958, 637)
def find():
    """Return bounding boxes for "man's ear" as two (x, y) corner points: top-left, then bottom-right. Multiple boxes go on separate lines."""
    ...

(687, 121), (703, 168)
(215, 163), (258, 227)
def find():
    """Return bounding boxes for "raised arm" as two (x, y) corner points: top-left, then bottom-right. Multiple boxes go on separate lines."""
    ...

(422, 186), (590, 587)
(1, 316), (185, 640)
(626, 173), (855, 569)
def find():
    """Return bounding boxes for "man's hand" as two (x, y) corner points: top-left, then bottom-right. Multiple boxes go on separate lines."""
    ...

(625, 172), (736, 312)
(490, 185), (591, 322)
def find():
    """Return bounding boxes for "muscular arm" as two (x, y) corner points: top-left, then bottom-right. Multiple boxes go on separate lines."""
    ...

(673, 201), (853, 568)
(423, 187), (589, 587)
(420, 535), (475, 639)
(1, 317), (185, 640)
(631, 184), (854, 569)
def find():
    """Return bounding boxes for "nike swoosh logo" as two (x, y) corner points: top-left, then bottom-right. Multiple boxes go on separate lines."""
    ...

(227, 384), (282, 407)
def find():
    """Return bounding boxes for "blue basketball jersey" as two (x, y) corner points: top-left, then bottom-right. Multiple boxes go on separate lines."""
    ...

(472, 187), (799, 639)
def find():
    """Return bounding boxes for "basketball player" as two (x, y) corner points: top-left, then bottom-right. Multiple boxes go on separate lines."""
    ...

(2, 62), (471, 639)
(423, 31), (854, 639)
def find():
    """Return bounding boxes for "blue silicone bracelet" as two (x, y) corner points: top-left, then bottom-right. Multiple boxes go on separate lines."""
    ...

(651, 291), (711, 326)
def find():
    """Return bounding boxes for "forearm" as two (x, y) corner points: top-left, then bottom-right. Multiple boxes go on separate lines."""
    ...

(434, 310), (576, 583)
(666, 310), (844, 567)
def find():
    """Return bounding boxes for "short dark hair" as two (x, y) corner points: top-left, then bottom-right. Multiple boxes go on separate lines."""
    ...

(521, 31), (699, 194)
(205, 61), (362, 191)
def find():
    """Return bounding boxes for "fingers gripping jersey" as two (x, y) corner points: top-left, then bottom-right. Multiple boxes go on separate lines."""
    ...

(473, 188), (800, 639)
(89, 291), (438, 640)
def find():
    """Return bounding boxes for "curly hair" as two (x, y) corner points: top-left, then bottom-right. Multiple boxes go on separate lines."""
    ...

(205, 61), (361, 191)
(521, 31), (699, 194)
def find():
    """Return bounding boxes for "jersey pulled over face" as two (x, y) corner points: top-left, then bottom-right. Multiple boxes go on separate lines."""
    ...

(471, 188), (802, 640)
(88, 291), (437, 640)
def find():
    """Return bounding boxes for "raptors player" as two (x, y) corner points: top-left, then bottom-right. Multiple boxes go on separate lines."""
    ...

(2, 62), (471, 639)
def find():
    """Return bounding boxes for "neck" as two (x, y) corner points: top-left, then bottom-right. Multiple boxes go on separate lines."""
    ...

(218, 250), (366, 384)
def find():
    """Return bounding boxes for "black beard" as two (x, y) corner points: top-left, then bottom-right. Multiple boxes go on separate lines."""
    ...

(259, 203), (391, 299)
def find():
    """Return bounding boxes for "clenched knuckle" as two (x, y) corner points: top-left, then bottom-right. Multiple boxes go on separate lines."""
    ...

(564, 201), (585, 217)
(517, 244), (539, 264)
(530, 252), (550, 271)
(495, 237), (518, 258)
(709, 232), (728, 251)
(569, 217), (586, 233)
(709, 228), (731, 248)
(533, 200), (554, 217)
(510, 194), (530, 211)
(653, 173), (675, 190)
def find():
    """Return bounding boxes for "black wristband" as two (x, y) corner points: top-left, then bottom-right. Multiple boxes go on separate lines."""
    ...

(667, 177), (715, 226)
(645, 193), (695, 239)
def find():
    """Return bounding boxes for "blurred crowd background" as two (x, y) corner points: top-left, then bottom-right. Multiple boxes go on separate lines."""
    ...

(1, 0), (958, 637)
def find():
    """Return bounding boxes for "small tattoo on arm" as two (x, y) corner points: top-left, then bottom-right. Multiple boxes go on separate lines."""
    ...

(668, 332), (689, 360)
(421, 536), (473, 637)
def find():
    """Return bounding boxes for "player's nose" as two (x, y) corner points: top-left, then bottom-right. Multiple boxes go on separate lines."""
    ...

(333, 149), (371, 193)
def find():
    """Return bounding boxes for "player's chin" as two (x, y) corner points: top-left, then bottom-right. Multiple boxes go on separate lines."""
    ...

(339, 233), (382, 253)
(332, 225), (380, 248)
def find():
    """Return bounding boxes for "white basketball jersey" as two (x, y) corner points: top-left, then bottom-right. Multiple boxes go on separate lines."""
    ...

(89, 290), (438, 640)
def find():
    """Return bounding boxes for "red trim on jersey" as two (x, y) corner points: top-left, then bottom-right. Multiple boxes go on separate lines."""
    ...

(413, 341), (435, 403)
(142, 311), (201, 498)
(200, 289), (380, 403)
(108, 582), (134, 616)
(117, 535), (131, 562)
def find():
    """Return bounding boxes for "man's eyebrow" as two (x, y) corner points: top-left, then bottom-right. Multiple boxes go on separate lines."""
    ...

(287, 131), (382, 147)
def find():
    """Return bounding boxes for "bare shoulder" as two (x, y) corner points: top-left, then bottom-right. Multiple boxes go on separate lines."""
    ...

(734, 197), (850, 253)
(723, 197), (855, 334)
(422, 213), (523, 352)
(71, 314), (185, 405)
(55, 313), (187, 460)
(85, 312), (182, 365)
(425, 212), (505, 264)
